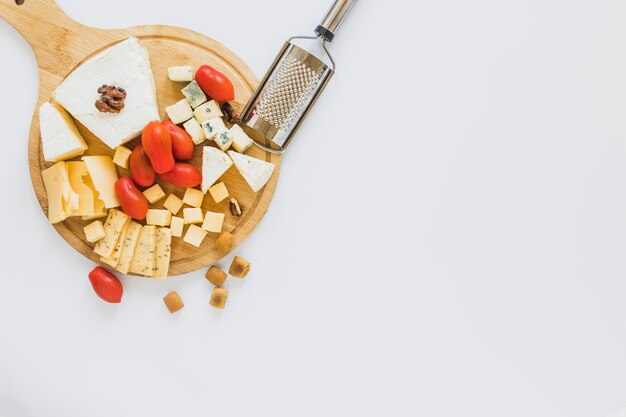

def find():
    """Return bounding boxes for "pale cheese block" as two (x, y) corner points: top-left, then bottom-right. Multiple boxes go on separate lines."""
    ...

(81, 174), (107, 220)
(82, 156), (120, 208)
(84, 221), (105, 243)
(146, 209), (172, 227)
(113, 146), (132, 168)
(181, 81), (207, 109)
(183, 188), (204, 208)
(143, 184), (166, 204)
(153, 227), (172, 280)
(229, 124), (254, 154)
(130, 225), (157, 277)
(52, 37), (160, 149)
(66, 161), (95, 217)
(100, 220), (129, 268)
(166, 99), (193, 125)
(39, 102), (88, 163)
(208, 182), (229, 204)
(163, 194), (184, 215)
(183, 208), (203, 225)
(202, 211), (225, 233)
(183, 118), (206, 145)
(183, 224), (208, 248)
(115, 221), (142, 275)
(41, 162), (80, 224)
(193, 100), (223, 123)
(202, 147), (232, 193)
(168, 66), (195, 82)
(228, 151), (276, 193)
(170, 216), (184, 238)
(94, 209), (131, 259)
(201, 117), (227, 141)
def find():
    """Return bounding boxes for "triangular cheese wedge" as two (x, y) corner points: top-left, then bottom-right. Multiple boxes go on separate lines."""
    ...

(52, 37), (160, 149)
(202, 147), (233, 193)
(228, 151), (275, 193)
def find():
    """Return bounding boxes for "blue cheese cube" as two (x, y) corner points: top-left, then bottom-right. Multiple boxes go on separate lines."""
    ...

(215, 130), (234, 152)
(165, 99), (193, 124)
(193, 100), (223, 123)
(201, 117), (227, 141)
(229, 124), (254, 153)
(181, 81), (208, 109)
(183, 118), (206, 145)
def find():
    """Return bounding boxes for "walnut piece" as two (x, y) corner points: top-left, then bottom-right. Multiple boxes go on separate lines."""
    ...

(95, 85), (127, 114)
(221, 102), (240, 124)
(230, 198), (243, 217)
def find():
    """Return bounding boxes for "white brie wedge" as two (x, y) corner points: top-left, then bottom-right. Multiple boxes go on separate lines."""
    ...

(202, 147), (233, 193)
(39, 102), (88, 163)
(228, 151), (275, 193)
(52, 37), (160, 150)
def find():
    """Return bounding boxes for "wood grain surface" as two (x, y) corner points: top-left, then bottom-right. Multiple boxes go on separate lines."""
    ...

(0, 0), (281, 276)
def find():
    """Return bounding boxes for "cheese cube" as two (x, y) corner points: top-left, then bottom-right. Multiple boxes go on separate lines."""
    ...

(94, 209), (131, 259)
(202, 147), (233, 193)
(82, 156), (120, 208)
(168, 66), (195, 82)
(214, 129), (234, 152)
(201, 117), (226, 141)
(183, 224), (208, 247)
(39, 102), (88, 163)
(170, 216), (184, 237)
(130, 225), (156, 277)
(153, 227), (172, 280)
(66, 161), (95, 217)
(146, 209), (172, 227)
(229, 124), (254, 153)
(202, 211), (225, 233)
(183, 208), (204, 225)
(183, 188), (204, 208)
(113, 146), (132, 168)
(115, 221), (142, 274)
(143, 184), (166, 204)
(41, 162), (79, 224)
(81, 174), (107, 220)
(84, 221), (105, 243)
(100, 220), (129, 267)
(166, 99), (193, 124)
(182, 81), (208, 109)
(208, 182), (229, 203)
(228, 151), (276, 193)
(183, 118), (206, 145)
(193, 100), (223, 123)
(163, 194), (184, 215)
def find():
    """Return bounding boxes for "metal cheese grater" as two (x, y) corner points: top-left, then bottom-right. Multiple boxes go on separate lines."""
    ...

(240, 0), (357, 154)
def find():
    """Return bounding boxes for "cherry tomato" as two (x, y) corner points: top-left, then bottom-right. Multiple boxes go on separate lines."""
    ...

(163, 120), (195, 161)
(129, 144), (156, 187)
(115, 177), (149, 220)
(142, 121), (175, 174)
(88, 267), (123, 304)
(159, 163), (202, 188)
(195, 65), (235, 102)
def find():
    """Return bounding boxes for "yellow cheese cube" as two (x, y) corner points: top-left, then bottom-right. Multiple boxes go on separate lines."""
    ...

(66, 161), (95, 217)
(113, 146), (133, 169)
(208, 182), (229, 203)
(183, 188), (204, 208)
(41, 162), (79, 224)
(183, 224), (208, 247)
(183, 208), (203, 225)
(115, 221), (142, 274)
(94, 209), (131, 259)
(146, 209), (172, 227)
(82, 156), (120, 209)
(154, 227), (172, 280)
(201, 211), (225, 233)
(130, 225), (156, 277)
(143, 184), (166, 204)
(163, 194), (184, 215)
(170, 216), (184, 237)
(84, 221), (105, 243)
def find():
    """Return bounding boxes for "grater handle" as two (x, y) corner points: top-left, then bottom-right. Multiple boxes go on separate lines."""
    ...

(314, 0), (357, 42)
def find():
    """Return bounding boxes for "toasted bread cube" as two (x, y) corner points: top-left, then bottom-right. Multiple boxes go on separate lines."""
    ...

(183, 207), (203, 225)
(166, 99), (193, 125)
(170, 216), (184, 237)
(84, 220), (106, 243)
(163, 194), (184, 215)
(183, 224), (208, 247)
(146, 209), (172, 227)
(229, 256), (251, 278)
(215, 231), (235, 253)
(113, 146), (132, 168)
(183, 118), (206, 145)
(205, 266), (227, 287)
(209, 288), (229, 309)
(143, 184), (166, 204)
(208, 182), (229, 203)
(163, 291), (184, 314)
(183, 188), (204, 208)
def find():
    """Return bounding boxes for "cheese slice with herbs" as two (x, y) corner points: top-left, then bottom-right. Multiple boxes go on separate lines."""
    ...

(153, 227), (172, 280)
(228, 151), (275, 193)
(39, 102), (88, 163)
(66, 161), (95, 217)
(94, 209), (130, 259)
(202, 147), (233, 193)
(130, 225), (156, 277)
(100, 220), (129, 268)
(115, 221), (142, 275)
(52, 37), (160, 149)
(41, 162), (80, 224)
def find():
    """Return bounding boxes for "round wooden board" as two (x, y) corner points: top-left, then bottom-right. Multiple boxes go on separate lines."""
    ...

(0, 0), (281, 276)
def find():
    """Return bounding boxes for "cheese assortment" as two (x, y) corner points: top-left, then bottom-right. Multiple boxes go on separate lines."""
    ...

(37, 37), (278, 283)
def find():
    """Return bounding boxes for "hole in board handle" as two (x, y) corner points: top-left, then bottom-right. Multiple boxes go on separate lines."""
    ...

(15, 0), (25, 5)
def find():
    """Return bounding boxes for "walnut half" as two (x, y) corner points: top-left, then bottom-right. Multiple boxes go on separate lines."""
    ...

(95, 85), (127, 114)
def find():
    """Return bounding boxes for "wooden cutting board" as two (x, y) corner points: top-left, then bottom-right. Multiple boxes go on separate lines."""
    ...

(0, 0), (281, 276)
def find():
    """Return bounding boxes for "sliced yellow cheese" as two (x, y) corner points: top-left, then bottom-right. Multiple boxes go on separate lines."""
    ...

(94, 209), (130, 259)
(130, 225), (156, 277)
(41, 161), (80, 224)
(81, 174), (107, 220)
(66, 161), (95, 217)
(153, 227), (172, 280)
(100, 220), (129, 268)
(115, 221), (142, 275)
(82, 156), (120, 208)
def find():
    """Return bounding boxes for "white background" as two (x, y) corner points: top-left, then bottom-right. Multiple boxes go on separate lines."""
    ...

(1, 0), (626, 416)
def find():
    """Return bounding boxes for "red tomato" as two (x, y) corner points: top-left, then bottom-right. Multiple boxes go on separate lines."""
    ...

(142, 121), (175, 174)
(88, 267), (123, 304)
(159, 163), (202, 188)
(163, 120), (195, 161)
(129, 144), (156, 187)
(195, 65), (235, 102)
(115, 177), (149, 220)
